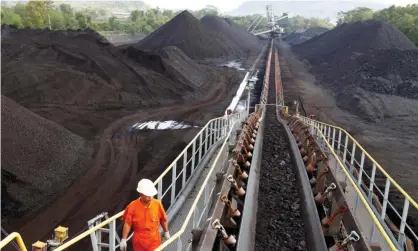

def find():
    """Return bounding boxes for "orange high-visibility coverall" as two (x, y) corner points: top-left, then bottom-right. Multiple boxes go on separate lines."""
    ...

(122, 198), (168, 251)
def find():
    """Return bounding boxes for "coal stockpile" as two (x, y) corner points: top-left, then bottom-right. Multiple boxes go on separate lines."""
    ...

(351, 49), (418, 99)
(283, 26), (329, 46)
(123, 45), (211, 88)
(1, 95), (93, 225)
(254, 53), (306, 251)
(135, 11), (244, 60)
(293, 20), (416, 65)
(292, 20), (418, 100)
(200, 15), (260, 52)
(1, 24), (212, 138)
(1, 24), (196, 109)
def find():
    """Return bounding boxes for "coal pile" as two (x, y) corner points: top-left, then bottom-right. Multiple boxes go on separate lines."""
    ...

(200, 15), (260, 52)
(293, 20), (416, 65)
(1, 96), (93, 225)
(123, 45), (211, 88)
(1, 24), (214, 138)
(292, 20), (418, 101)
(255, 53), (306, 251)
(1, 25), (196, 109)
(135, 11), (244, 60)
(283, 27), (329, 46)
(349, 49), (418, 99)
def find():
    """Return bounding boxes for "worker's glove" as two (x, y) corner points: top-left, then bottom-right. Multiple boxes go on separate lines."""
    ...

(120, 239), (127, 250)
(164, 231), (171, 240)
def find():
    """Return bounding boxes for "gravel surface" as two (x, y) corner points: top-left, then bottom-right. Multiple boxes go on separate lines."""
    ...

(254, 48), (306, 251)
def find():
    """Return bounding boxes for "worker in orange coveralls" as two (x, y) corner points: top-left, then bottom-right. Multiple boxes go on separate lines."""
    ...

(120, 179), (170, 251)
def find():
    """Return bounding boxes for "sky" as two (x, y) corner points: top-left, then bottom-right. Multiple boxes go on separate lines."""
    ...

(143, 0), (417, 12)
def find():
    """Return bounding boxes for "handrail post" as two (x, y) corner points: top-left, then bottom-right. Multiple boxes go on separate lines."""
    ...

(199, 133), (203, 163)
(399, 199), (410, 247)
(192, 141), (196, 173)
(171, 163), (177, 204)
(183, 151), (187, 187)
(381, 179), (391, 221)
(368, 163), (377, 201)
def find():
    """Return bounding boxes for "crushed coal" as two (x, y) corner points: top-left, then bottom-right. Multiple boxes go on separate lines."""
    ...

(283, 26), (329, 45)
(200, 15), (260, 53)
(255, 49), (306, 251)
(291, 20), (418, 104)
(135, 11), (245, 59)
(1, 24), (197, 108)
(123, 45), (211, 88)
(293, 20), (416, 65)
(1, 24), (216, 139)
(1, 95), (93, 225)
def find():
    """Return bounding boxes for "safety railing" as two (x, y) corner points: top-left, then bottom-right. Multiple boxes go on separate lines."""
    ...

(300, 116), (418, 250)
(154, 110), (243, 251)
(0, 232), (27, 251)
(154, 111), (247, 212)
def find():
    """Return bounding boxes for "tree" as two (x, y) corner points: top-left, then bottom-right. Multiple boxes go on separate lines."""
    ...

(1, 9), (23, 28)
(337, 7), (375, 25)
(75, 12), (91, 29)
(194, 5), (219, 19)
(108, 16), (119, 30)
(59, 3), (77, 29)
(130, 10), (144, 22)
(50, 10), (65, 29)
(25, 0), (48, 28)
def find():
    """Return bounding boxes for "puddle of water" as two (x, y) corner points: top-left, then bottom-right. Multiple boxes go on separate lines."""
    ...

(221, 60), (245, 71)
(130, 120), (198, 131)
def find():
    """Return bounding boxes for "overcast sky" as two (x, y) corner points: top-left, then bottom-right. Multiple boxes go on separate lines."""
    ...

(143, 0), (417, 12)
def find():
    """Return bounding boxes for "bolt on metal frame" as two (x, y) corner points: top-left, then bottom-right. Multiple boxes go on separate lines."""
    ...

(300, 116), (418, 251)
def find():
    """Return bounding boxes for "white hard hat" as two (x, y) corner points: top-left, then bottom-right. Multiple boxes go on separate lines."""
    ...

(136, 179), (158, 197)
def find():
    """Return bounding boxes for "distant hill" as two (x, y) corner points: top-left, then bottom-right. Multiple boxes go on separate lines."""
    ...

(1, 1), (149, 12)
(226, 1), (388, 23)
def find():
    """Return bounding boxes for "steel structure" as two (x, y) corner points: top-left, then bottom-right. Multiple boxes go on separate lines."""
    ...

(250, 4), (287, 36)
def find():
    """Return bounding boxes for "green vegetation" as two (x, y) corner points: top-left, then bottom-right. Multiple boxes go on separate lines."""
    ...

(1, 1), (416, 44)
(337, 5), (418, 44)
(1, 0), (175, 35)
(0, 1), (334, 35)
